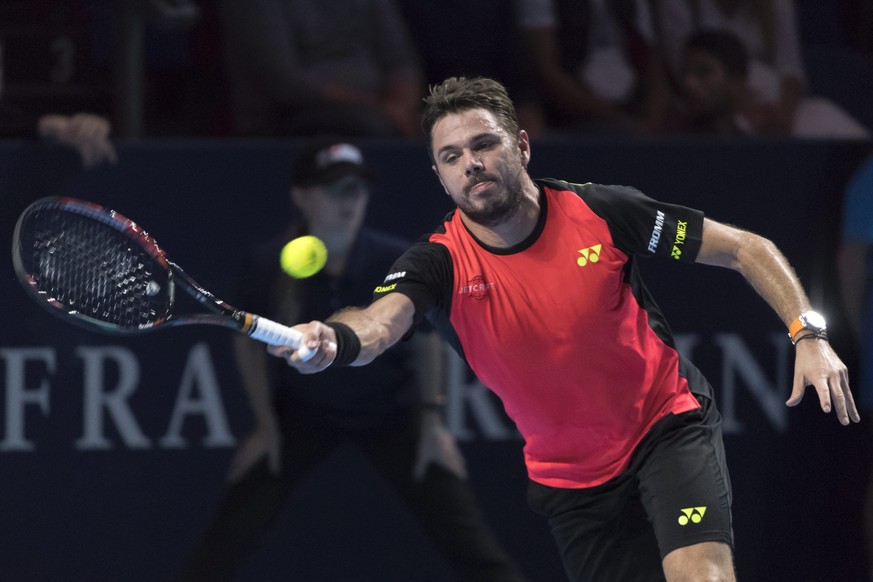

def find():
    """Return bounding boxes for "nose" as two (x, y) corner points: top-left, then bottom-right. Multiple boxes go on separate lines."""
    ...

(464, 152), (484, 177)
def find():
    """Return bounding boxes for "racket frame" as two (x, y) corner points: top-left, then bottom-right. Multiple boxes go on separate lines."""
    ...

(12, 196), (310, 354)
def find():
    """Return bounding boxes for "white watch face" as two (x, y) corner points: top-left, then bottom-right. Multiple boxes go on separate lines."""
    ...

(802, 311), (827, 331)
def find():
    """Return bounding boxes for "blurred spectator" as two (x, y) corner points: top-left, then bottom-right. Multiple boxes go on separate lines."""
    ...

(837, 152), (873, 581)
(649, 0), (806, 136)
(669, 29), (870, 139)
(0, 40), (117, 166)
(515, 0), (671, 134)
(35, 112), (117, 167)
(218, 0), (423, 138)
(397, 0), (546, 138)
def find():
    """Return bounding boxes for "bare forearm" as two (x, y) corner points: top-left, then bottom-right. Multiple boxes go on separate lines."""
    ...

(698, 219), (859, 424)
(697, 219), (810, 327)
(326, 293), (415, 365)
(274, 293), (417, 372)
(734, 232), (810, 327)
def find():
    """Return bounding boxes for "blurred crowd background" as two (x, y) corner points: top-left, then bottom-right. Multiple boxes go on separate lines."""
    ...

(0, 0), (870, 142)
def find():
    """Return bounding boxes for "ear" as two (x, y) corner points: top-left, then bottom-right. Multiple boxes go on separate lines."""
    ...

(517, 129), (531, 168)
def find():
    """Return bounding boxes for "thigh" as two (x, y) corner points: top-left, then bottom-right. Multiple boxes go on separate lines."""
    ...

(636, 394), (734, 560)
(527, 476), (665, 582)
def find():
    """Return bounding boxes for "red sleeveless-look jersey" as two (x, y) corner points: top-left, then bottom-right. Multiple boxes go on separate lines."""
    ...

(377, 179), (713, 488)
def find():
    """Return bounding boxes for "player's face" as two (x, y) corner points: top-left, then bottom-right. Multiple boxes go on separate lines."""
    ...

(430, 108), (531, 227)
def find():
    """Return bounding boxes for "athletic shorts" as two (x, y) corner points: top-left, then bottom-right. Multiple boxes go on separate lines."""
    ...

(527, 394), (733, 582)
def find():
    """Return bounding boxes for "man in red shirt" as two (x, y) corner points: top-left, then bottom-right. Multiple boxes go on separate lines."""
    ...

(271, 76), (858, 581)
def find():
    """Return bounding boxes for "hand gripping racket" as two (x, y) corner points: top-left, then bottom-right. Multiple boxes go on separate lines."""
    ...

(12, 196), (315, 361)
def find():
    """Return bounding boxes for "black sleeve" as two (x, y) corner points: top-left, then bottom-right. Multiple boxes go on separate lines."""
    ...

(555, 180), (705, 263)
(372, 240), (453, 326)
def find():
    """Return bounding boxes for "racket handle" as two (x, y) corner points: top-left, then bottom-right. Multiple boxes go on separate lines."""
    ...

(248, 316), (315, 362)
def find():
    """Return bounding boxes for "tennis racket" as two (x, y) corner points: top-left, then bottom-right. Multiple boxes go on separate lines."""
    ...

(12, 196), (316, 361)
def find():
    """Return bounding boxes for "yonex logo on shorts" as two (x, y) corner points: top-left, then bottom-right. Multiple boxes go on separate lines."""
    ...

(677, 506), (707, 526)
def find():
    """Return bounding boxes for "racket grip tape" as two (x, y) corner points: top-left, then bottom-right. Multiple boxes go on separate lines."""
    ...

(248, 316), (315, 362)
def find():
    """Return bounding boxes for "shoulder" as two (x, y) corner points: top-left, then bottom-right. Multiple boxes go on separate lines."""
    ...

(536, 178), (649, 208)
(398, 238), (452, 262)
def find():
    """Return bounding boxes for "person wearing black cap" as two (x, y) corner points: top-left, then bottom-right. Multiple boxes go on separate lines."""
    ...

(178, 138), (525, 581)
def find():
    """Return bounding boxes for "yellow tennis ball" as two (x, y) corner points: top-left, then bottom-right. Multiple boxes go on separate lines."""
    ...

(280, 235), (328, 279)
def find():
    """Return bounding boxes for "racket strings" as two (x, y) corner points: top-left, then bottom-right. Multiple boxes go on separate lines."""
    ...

(20, 208), (171, 328)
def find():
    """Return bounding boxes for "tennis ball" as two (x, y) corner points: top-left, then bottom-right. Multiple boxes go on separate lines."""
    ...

(280, 235), (328, 279)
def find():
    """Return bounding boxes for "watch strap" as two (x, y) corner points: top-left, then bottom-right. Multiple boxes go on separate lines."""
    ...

(788, 317), (805, 341)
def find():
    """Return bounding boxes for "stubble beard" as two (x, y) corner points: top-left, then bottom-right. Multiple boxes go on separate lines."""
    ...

(461, 166), (527, 228)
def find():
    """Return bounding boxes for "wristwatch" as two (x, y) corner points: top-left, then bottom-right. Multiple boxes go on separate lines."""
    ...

(788, 310), (827, 343)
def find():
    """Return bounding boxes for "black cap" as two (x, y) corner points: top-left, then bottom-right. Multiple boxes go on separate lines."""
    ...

(291, 140), (375, 187)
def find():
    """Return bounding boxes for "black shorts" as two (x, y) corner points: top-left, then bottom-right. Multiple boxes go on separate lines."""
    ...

(527, 394), (733, 582)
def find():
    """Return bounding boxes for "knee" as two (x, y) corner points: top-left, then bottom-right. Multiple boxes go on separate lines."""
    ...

(662, 541), (736, 582)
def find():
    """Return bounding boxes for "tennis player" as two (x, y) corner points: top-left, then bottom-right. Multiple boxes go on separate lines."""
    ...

(272, 77), (859, 581)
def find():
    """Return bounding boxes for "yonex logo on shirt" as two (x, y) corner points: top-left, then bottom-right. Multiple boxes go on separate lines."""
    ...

(577, 244), (602, 267)
(671, 220), (687, 260)
(677, 506), (707, 526)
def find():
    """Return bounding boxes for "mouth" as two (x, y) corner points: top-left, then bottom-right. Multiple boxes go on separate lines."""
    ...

(468, 179), (495, 196)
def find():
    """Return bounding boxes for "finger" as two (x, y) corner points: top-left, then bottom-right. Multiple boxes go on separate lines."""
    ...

(785, 372), (807, 407)
(827, 377), (850, 425)
(289, 339), (335, 371)
(810, 378), (832, 414)
(291, 340), (322, 363)
(267, 344), (292, 358)
(298, 339), (336, 365)
(843, 371), (862, 423)
(833, 368), (860, 424)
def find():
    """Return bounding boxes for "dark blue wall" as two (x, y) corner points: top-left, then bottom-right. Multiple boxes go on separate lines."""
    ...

(0, 137), (870, 581)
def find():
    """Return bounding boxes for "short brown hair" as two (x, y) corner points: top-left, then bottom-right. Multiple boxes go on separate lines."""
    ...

(421, 77), (519, 158)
